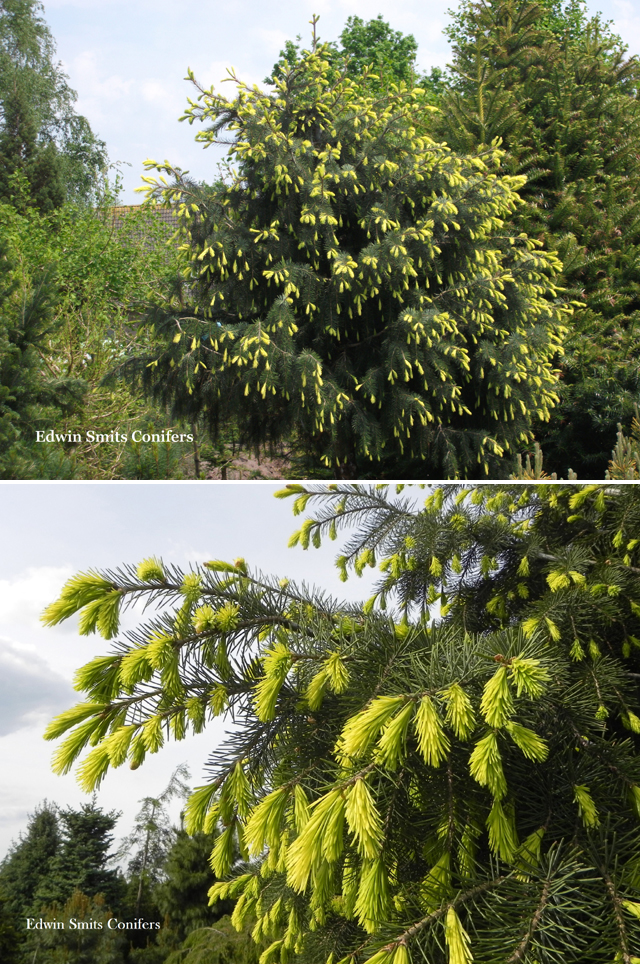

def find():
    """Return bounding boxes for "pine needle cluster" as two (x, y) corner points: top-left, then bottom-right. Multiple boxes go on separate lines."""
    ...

(123, 37), (569, 478)
(42, 484), (640, 962)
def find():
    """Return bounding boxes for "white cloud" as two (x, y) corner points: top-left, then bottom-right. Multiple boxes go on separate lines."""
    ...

(256, 28), (295, 54)
(140, 78), (185, 121)
(66, 49), (134, 122)
(612, 0), (640, 51)
(0, 566), (74, 630)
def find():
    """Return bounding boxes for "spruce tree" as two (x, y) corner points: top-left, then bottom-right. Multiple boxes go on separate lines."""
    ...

(0, 240), (86, 477)
(435, 0), (640, 476)
(118, 763), (190, 917)
(42, 483), (640, 963)
(606, 409), (640, 480)
(126, 31), (568, 478)
(154, 828), (235, 948)
(0, 801), (60, 919)
(36, 801), (124, 911)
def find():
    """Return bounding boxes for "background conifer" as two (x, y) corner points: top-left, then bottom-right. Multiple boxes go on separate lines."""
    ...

(435, 0), (640, 476)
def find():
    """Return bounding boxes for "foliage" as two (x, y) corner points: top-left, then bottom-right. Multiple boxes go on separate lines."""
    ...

(434, 0), (640, 476)
(0, 800), (129, 963)
(42, 483), (640, 963)
(0, 801), (60, 918)
(0, 1), (307, 481)
(25, 891), (127, 965)
(0, 0), (107, 209)
(128, 37), (568, 478)
(0, 187), (191, 478)
(165, 914), (258, 964)
(267, 15), (420, 91)
(0, 78), (65, 213)
(0, 231), (85, 478)
(509, 441), (577, 480)
(605, 407), (640, 480)
(154, 830), (238, 955)
(0, 890), (20, 961)
(118, 764), (190, 916)
(0, 788), (250, 963)
(34, 801), (125, 910)
(338, 15), (419, 87)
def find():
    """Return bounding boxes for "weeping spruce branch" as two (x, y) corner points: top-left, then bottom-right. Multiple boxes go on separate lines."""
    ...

(123, 36), (569, 478)
(43, 484), (640, 963)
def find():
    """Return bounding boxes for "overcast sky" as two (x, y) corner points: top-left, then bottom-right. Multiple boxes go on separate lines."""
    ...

(0, 481), (419, 860)
(40, 0), (640, 203)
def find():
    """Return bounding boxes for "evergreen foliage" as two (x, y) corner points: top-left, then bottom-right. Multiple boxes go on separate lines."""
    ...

(0, 889), (20, 961)
(118, 764), (190, 916)
(0, 801), (60, 918)
(34, 801), (124, 910)
(155, 829), (236, 950)
(0, 189), (190, 479)
(0, 235), (85, 477)
(434, 0), (640, 476)
(164, 913), (258, 964)
(0, 788), (254, 962)
(43, 483), (640, 963)
(0, 84), (65, 212)
(0, 800), (128, 963)
(127, 33), (568, 478)
(0, 0), (106, 210)
(24, 890), (127, 965)
(606, 408), (640, 479)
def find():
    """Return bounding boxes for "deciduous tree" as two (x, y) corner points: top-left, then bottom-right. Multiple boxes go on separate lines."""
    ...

(0, 0), (107, 209)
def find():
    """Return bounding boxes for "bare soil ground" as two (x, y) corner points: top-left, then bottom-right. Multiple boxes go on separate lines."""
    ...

(205, 450), (294, 479)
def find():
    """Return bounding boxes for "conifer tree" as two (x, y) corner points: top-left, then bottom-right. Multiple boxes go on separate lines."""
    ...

(118, 763), (190, 916)
(154, 827), (236, 950)
(0, 240), (86, 477)
(0, 890), (19, 962)
(125, 30), (568, 478)
(606, 409), (640, 480)
(167, 912), (258, 965)
(35, 801), (124, 910)
(24, 890), (127, 965)
(434, 0), (640, 476)
(0, 801), (60, 919)
(42, 484), (640, 963)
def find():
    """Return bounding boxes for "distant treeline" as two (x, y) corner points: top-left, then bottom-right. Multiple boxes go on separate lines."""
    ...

(0, 767), (257, 963)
